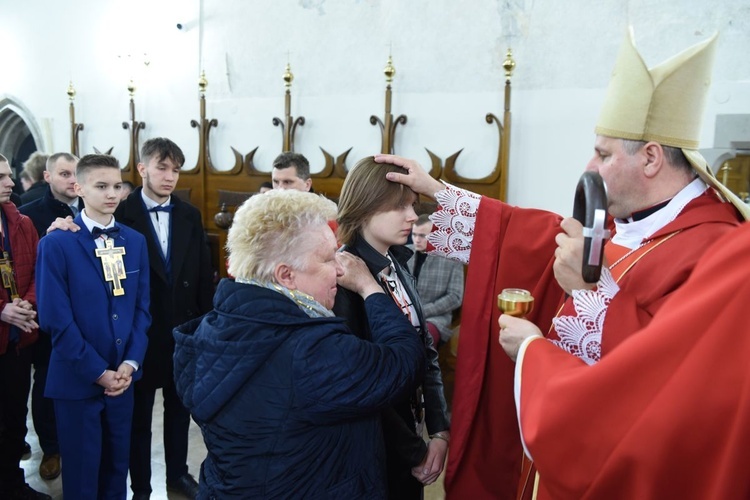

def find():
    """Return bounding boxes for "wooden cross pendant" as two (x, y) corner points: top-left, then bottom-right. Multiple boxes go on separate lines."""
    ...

(95, 239), (127, 296)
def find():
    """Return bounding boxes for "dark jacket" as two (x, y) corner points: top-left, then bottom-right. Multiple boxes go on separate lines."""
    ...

(332, 236), (450, 470)
(115, 187), (214, 388)
(19, 180), (47, 205)
(19, 186), (83, 238)
(0, 202), (39, 354)
(173, 279), (425, 499)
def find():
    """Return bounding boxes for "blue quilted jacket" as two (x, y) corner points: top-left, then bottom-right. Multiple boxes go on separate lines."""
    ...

(173, 278), (425, 499)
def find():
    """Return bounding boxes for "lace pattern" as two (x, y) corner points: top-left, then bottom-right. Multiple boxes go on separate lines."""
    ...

(428, 183), (481, 264)
(550, 267), (620, 365)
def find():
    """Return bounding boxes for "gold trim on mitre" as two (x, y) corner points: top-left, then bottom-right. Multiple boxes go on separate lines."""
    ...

(595, 28), (717, 150)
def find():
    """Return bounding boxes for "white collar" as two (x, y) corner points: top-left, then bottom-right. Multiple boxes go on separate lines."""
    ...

(140, 190), (171, 210)
(612, 178), (707, 249)
(80, 209), (115, 233)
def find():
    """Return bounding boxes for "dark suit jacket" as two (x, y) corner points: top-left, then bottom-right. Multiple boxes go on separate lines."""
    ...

(20, 181), (47, 205)
(114, 188), (214, 388)
(37, 217), (151, 400)
(20, 186), (84, 238)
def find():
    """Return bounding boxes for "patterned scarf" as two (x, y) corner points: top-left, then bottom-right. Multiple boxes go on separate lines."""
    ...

(235, 277), (334, 319)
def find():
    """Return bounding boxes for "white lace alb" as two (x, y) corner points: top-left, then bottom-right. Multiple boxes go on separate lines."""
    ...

(428, 183), (481, 264)
(550, 268), (620, 365)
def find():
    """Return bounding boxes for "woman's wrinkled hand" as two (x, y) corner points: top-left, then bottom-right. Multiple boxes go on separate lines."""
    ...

(336, 252), (383, 299)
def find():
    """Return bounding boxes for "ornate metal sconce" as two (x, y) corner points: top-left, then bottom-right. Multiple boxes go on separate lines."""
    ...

(371, 55), (407, 154)
(67, 81), (84, 157)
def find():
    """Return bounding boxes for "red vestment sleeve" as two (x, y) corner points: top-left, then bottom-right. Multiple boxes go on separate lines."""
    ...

(519, 223), (750, 500)
(444, 196), (564, 499)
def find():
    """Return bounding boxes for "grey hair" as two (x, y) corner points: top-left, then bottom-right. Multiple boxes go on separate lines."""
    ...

(227, 189), (337, 281)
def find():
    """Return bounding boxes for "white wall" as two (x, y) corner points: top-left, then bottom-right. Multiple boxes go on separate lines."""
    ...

(1, 0), (748, 214)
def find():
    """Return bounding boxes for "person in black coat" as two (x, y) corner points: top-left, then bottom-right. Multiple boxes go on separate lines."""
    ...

(114, 138), (214, 500)
(19, 152), (49, 205)
(19, 152), (81, 482)
(334, 156), (451, 499)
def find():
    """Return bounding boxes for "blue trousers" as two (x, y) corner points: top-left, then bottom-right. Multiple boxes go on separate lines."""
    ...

(54, 386), (134, 500)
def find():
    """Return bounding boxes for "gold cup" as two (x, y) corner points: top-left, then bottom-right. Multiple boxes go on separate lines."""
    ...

(497, 288), (534, 318)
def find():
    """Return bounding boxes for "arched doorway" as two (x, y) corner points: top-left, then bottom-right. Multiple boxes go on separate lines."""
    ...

(0, 96), (44, 194)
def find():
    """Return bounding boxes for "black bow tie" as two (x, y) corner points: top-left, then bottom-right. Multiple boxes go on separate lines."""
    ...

(92, 226), (120, 239)
(149, 205), (173, 213)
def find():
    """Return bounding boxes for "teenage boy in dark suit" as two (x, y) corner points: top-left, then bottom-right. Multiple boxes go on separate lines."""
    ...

(116, 138), (213, 499)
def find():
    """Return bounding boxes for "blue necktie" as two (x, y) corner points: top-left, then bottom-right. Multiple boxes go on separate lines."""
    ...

(92, 227), (120, 239)
(149, 205), (173, 213)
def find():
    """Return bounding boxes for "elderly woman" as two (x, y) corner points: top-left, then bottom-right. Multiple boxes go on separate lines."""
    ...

(173, 189), (425, 499)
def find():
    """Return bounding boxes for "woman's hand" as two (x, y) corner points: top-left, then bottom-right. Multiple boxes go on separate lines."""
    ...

(336, 252), (383, 298)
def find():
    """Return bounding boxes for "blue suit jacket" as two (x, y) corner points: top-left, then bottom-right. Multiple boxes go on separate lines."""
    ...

(37, 216), (151, 400)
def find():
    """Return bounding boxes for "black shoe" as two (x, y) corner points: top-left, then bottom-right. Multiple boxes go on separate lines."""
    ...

(8, 484), (52, 500)
(131, 493), (151, 500)
(167, 473), (199, 499)
(21, 441), (32, 460)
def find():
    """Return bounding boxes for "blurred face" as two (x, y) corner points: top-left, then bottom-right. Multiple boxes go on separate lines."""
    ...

(138, 155), (180, 203)
(44, 158), (78, 204)
(412, 221), (431, 252)
(290, 226), (343, 309)
(272, 166), (311, 192)
(362, 190), (419, 255)
(120, 184), (132, 200)
(75, 167), (122, 223)
(0, 162), (15, 203)
(585, 136), (646, 219)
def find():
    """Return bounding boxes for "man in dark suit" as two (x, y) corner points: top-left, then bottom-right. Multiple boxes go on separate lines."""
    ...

(19, 152), (81, 481)
(116, 138), (214, 500)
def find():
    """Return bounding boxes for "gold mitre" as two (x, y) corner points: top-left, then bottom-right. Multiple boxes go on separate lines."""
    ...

(595, 27), (716, 148)
(596, 28), (750, 220)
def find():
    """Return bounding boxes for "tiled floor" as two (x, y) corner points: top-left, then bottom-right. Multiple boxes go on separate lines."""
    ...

(22, 393), (445, 499)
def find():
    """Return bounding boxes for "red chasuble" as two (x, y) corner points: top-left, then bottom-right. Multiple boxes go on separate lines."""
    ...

(518, 222), (750, 500)
(444, 191), (741, 499)
(444, 201), (563, 499)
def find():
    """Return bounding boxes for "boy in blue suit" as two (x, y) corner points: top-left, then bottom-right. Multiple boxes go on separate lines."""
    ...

(36, 154), (151, 499)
